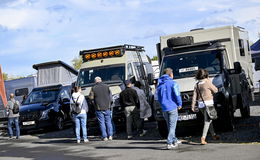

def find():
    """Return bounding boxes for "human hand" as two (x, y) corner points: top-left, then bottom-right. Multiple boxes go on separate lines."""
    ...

(178, 106), (182, 110)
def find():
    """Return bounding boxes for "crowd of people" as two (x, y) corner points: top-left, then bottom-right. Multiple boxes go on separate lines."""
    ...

(5, 68), (220, 149)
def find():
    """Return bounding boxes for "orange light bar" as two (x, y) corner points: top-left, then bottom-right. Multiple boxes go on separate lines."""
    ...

(103, 51), (108, 57)
(85, 54), (91, 60)
(115, 50), (120, 55)
(109, 51), (114, 56)
(91, 53), (97, 59)
(97, 52), (102, 58)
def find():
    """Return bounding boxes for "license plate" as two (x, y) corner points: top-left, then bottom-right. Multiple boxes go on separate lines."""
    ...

(22, 121), (35, 126)
(178, 114), (197, 121)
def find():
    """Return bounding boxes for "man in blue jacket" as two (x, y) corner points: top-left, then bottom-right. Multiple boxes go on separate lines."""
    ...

(157, 68), (182, 150)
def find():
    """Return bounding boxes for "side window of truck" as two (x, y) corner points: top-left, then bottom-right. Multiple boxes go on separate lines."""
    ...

(133, 62), (141, 79)
(127, 63), (134, 79)
(238, 39), (245, 56)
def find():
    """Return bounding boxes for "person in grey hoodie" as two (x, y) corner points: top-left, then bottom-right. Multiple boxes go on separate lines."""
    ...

(132, 81), (152, 136)
(6, 93), (20, 139)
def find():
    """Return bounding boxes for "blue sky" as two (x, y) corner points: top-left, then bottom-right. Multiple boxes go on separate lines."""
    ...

(0, 0), (260, 76)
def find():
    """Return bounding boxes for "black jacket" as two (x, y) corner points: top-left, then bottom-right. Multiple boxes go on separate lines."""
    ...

(119, 87), (139, 109)
(89, 82), (112, 111)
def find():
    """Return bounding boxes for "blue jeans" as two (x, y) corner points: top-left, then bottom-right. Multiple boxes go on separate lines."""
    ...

(163, 109), (178, 144)
(8, 117), (20, 138)
(74, 114), (87, 140)
(96, 110), (113, 138)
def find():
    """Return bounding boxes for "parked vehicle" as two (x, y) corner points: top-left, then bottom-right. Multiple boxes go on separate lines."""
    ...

(155, 26), (254, 137)
(20, 84), (72, 130)
(0, 65), (8, 132)
(5, 76), (37, 104)
(19, 61), (78, 131)
(77, 44), (155, 131)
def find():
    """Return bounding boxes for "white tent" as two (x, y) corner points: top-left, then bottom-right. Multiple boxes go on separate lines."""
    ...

(33, 61), (78, 86)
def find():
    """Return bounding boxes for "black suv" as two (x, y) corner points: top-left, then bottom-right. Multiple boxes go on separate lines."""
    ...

(19, 84), (72, 131)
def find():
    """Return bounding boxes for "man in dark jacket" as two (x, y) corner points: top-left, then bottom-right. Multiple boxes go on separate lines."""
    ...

(119, 80), (139, 139)
(89, 77), (113, 141)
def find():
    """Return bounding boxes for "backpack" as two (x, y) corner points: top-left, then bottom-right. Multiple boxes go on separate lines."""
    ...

(71, 96), (81, 114)
(12, 100), (20, 114)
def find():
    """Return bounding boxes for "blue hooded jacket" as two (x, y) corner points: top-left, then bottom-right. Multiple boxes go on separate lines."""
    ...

(157, 74), (182, 112)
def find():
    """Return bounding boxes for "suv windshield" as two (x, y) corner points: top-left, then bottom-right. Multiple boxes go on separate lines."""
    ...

(23, 88), (60, 105)
(78, 64), (125, 87)
(161, 50), (221, 79)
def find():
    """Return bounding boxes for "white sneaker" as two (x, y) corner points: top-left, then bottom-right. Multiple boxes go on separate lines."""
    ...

(108, 136), (113, 140)
(176, 140), (182, 144)
(103, 137), (108, 141)
(139, 130), (147, 137)
(84, 139), (89, 143)
(77, 140), (80, 144)
(167, 144), (178, 150)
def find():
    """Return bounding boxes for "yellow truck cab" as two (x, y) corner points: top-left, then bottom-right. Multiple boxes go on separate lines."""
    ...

(77, 44), (155, 130)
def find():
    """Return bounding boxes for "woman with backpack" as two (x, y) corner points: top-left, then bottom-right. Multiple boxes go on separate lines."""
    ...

(191, 69), (220, 145)
(71, 86), (89, 143)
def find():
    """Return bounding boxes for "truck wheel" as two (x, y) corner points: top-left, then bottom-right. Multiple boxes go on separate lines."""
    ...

(55, 116), (64, 130)
(157, 120), (168, 139)
(222, 105), (235, 131)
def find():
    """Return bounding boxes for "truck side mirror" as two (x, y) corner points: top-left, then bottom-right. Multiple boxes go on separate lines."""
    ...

(234, 62), (242, 74)
(148, 73), (154, 85)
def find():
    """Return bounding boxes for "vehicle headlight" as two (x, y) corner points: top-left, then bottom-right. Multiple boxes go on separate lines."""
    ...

(40, 107), (54, 120)
(112, 94), (120, 100)
(111, 94), (120, 108)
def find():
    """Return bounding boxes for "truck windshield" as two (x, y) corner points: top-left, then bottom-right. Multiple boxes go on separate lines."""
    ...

(161, 50), (221, 79)
(78, 65), (125, 87)
(23, 88), (60, 105)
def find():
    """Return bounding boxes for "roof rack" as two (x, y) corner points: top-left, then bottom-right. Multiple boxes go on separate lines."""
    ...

(80, 44), (145, 55)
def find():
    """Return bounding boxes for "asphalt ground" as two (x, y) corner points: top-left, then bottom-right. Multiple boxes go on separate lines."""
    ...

(0, 97), (260, 160)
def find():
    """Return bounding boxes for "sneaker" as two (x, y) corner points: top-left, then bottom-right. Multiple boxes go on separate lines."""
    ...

(103, 137), (108, 141)
(84, 139), (89, 143)
(108, 136), (113, 140)
(16, 137), (20, 140)
(167, 144), (178, 150)
(127, 135), (133, 140)
(77, 140), (80, 144)
(176, 140), (182, 144)
(139, 130), (147, 137)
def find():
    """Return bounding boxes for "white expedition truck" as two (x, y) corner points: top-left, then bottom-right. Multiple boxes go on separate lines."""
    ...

(155, 26), (253, 137)
(77, 44), (155, 130)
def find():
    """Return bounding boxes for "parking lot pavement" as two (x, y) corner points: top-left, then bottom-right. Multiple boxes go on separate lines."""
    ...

(0, 101), (260, 160)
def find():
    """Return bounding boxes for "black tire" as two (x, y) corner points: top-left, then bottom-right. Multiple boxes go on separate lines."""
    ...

(220, 102), (235, 132)
(55, 116), (64, 130)
(157, 120), (168, 139)
(215, 99), (235, 132)
(239, 91), (251, 118)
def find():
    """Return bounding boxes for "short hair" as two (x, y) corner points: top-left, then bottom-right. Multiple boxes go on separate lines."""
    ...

(94, 77), (102, 83)
(74, 86), (81, 92)
(9, 93), (14, 99)
(134, 81), (143, 89)
(163, 68), (173, 76)
(195, 69), (209, 80)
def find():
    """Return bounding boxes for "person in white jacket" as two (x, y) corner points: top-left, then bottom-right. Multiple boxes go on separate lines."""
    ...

(71, 86), (89, 143)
